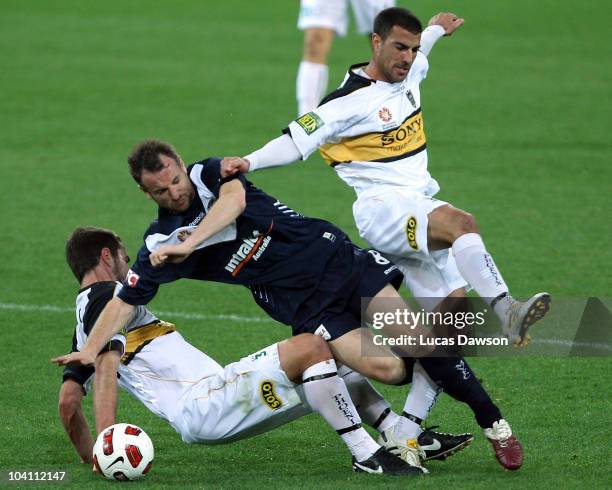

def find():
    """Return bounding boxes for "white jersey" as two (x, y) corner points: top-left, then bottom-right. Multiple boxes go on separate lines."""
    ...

(64, 282), (308, 443)
(287, 51), (439, 197)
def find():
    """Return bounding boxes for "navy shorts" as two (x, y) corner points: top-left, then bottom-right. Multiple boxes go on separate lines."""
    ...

(291, 239), (403, 341)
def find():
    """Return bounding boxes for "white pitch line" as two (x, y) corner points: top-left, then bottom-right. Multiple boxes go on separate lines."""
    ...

(1, 301), (611, 352)
(0, 301), (270, 324)
(531, 338), (612, 353)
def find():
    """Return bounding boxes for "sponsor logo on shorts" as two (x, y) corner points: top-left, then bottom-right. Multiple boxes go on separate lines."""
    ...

(384, 265), (398, 275)
(261, 381), (283, 410)
(314, 325), (331, 340)
(296, 112), (325, 135)
(126, 269), (140, 287)
(406, 216), (419, 250)
(250, 349), (268, 361)
(322, 232), (336, 242)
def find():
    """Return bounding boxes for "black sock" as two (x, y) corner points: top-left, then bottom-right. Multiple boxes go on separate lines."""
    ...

(418, 356), (502, 428)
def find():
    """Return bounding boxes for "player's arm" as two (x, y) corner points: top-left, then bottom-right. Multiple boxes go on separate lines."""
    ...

(420, 12), (465, 57)
(221, 134), (303, 176)
(149, 178), (246, 266)
(93, 350), (121, 433)
(58, 379), (94, 463)
(52, 297), (135, 367)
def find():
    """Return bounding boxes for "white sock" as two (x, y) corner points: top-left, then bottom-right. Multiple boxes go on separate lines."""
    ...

(394, 362), (441, 441)
(452, 233), (510, 320)
(302, 360), (379, 461)
(337, 365), (400, 433)
(296, 61), (328, 116)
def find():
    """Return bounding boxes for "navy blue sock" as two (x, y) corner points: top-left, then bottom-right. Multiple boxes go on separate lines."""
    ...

(418, 356), (502, 428)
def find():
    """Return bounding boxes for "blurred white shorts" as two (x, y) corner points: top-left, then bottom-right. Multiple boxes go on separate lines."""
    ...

(298, 0), (395, 36)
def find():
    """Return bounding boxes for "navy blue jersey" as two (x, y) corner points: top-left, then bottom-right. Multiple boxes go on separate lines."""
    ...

(118, 158), (348, 325)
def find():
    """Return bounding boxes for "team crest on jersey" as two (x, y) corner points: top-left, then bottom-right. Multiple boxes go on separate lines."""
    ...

(406, 90), (416, 108)
(177, 230), (192, 242)
(260, 381), (283, 410)
(126, 269), (140, 287)
(378, 107), (393, 122)
(405, 216), (419, 250)
(296, 112), (325, 135)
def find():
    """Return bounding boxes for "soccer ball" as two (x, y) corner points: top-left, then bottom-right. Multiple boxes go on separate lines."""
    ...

(92, 423), (154, 481)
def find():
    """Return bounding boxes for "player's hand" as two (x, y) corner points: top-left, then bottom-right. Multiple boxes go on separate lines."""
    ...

(149, 244), (192, 267)
(221, 157), (250, 177)
(428, 12), (464, 36)
(51, 350), (96, 367)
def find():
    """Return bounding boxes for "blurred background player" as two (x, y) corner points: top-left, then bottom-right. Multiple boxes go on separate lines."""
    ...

(55, 226), (421, 475)
(297, 0), (395, 115)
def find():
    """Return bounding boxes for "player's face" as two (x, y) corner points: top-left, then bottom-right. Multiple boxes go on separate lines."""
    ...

(111, 245), (130, 281)
(373, 26), (421, 84)
(140, 155), (195, 213)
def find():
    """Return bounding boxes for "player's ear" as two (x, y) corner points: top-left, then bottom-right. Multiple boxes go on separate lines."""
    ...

(100, 247), (113, 265)
(371, 32), (382, 50)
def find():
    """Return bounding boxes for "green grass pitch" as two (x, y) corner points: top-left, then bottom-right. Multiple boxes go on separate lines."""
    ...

(0, 0), (610, 487)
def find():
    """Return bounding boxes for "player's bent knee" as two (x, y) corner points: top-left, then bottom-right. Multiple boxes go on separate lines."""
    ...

(303, 29), (333, 62)
(299, 333), (332, 364)
(58, 394), (79, 420)
(364, 357), (405, 385)
(279, 334), (332, 382)
(455, 211), (479, 235)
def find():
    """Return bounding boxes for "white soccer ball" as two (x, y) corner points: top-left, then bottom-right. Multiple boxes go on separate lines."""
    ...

(92, 423), (154, 481)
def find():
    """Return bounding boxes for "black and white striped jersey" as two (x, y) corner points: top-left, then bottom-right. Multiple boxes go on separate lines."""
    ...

(62, 281), (158, 393)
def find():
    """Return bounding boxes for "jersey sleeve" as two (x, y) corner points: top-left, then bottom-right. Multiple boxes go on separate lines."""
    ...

(194, 158), (247, 198)
(62, 332), (95, 393)
(116, 244), (169, 306)
(284, 94), (367, 160)
(82, 283), (127, 354)
(412, 52), (430, 83)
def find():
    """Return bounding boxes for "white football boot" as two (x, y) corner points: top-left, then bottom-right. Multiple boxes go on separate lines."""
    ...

(378, 428), (429, 474)
(502, 293), (551, 347)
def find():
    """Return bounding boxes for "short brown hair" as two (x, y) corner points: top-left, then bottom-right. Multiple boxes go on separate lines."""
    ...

(373, 7), (422, 39)
(127, 139), (180, 185)
(65, 227), (122, 283)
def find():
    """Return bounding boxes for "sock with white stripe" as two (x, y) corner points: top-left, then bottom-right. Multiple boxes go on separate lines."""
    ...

(452, 233), (511, 321)
(337, 365), (400, 433)
(394, 361), (441, 441)
(296, 61), (328, 116)
(302, 360), (379, 462)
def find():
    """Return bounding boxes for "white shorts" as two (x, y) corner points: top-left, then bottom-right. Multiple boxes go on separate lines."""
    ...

(298, 0), (395, 37)
(177, 344), (311, 444)
(353, 188), (467, 303)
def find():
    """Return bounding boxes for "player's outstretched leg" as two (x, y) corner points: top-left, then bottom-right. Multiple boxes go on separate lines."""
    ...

(376, 361), (474, 462)
(338, 363), (472, 464)
(428, 205), (551, 346)
(279, 334), (424, 475)
(418, 356), (523, 470)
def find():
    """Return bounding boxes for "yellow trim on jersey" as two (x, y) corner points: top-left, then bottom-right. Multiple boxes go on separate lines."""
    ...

(121, 321), (176, 364)
(319, 109), (426, 166)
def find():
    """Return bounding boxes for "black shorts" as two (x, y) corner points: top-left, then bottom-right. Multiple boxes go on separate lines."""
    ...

(291, 239), (403, 341)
